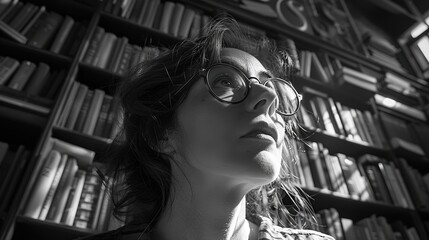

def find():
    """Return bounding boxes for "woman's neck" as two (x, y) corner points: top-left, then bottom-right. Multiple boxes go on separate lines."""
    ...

(151, 164), (258, 240)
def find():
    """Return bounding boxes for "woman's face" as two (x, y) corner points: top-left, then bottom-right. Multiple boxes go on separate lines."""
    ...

(173, 47), (286, 186)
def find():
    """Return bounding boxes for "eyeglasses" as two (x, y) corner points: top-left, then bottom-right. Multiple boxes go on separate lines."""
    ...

(200, 63), (302, 116)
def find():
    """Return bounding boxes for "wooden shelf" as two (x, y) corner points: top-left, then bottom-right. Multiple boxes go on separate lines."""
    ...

(301, 187), (416, 221)
(299, 125), (388, 158)
(98, 11), (181, 47)
(0, 38), (72, 68)
(12, 216), (93, 240)
(51, 126), (112, 154)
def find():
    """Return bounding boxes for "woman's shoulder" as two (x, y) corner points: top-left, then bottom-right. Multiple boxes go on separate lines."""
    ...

(250, 214), (336, 240)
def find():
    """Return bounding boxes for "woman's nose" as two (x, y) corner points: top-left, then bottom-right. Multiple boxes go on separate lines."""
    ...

(245, 79), (278, 117)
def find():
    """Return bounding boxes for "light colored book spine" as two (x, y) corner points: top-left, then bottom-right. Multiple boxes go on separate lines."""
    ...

(49, 15), (75, 53)
(158, 1), (175, 34)
(177, 7), (195, 39)
(46, 157), (79, 223)
(23, 150), (61, 218)
(62, 169), (86, 226)
(38, 154), (68, 220)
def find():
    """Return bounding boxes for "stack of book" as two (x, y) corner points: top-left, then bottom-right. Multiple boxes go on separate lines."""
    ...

(22, 138), (118, 231)
(82, 26), (163, 75)
(375, 94), (426, 122)
(0, 56), (63, 98)
(397, 158), (429, 210)
(379, 111), (426, 157)
(313, 209), (422, 240)
(56, 81), (122, 140)
(333, 64), (378, 97)
(101, 0), (212, 39)
(382, 72), (420, 100)
(0, 0), (87, 56)
(297, 87), (385, 148)
(358, 154), (414, 209)
(0, 142), (30, 214)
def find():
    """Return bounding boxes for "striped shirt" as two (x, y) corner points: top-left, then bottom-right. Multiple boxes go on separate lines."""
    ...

(75, 214), (335, 240)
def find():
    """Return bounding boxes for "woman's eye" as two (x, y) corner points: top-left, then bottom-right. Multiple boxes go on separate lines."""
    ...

(213, 76), (236, 88)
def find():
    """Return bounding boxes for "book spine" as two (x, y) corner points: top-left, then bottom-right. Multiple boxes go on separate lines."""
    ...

(27, 11), (63, 49)
(65, 84), (89, 129)
(61, 169), (86, 226)
(23, 150), (61, 218)
(0, 56), (20, 85)
(7, 60), (36, 90)
(49, 15), (75, 53)
(46, 157), (79, 223)
(73, 89), (94, 132)
(23, 62), (51, 96)
(82, 89), (105, 135)
(38, 154), (68, 220)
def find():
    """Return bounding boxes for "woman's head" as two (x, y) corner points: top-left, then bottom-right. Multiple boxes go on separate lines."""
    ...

(107, 17), (312, 229)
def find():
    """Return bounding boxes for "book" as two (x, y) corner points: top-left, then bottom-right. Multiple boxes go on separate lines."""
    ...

(158, 1), (175, 34)
(82, 89), (105, 135)
(8, 2), (36, 31)
(2, 1), (22, 23)
(177, 7), (195, 39)
(0, 145), (26, 211)
(57, 81), (79, 127)
(93, 95), (113, 137)
(38, 153), (68, 220)
(23, 150), (62, 218)
(95, 33), (117, 69)
(27, 11), (63, 49)
(49, 15), (75, 53)
(83, 27), (105, 65)
(20, 5), (45, 36)
(46, 157), (79, 223)
(74, 89), (94, 132)
(0, 19), (27, 43)
(61, 169), (86, 226)
(24, 62), (51, 96)
(65, 83), (89, 130)
(141, 0), (160, 28)
(0, 56), (19, 85)
(7, 60), (36, 90)
(44, 69), (66, 99)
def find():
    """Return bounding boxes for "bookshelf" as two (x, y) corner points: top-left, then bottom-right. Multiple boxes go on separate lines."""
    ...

(0, 0), (428, 239)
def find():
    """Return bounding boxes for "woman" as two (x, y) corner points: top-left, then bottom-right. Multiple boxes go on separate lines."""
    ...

(77, 18), (335, 240)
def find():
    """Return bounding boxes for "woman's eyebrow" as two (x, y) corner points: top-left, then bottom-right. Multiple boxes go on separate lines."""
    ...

(221, 58), (273, 80)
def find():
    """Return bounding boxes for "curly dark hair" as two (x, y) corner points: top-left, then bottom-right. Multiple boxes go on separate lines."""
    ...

(102, 17), (316, 232)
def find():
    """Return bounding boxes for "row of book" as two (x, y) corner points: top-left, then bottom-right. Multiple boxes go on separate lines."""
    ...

(0, 0), (87, 56)
(0, 142), (30, 214)
(313, 209), (422, 240)
(0, 56), (63, 98)
(379, 111), (428, 157)
(297, 87), (386, 148)
(23, 138), (122, 231)
(289, 139), (415, 209)
(397, 158), (429, 210)
(291, 38), (423, 108)
(101, 0), (212, 39)
(56, 81), (122, 139)
(82, 26), (162, 75)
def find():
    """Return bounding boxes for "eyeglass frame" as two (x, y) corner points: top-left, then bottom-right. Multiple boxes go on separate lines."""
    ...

(199, 62), (302, 116)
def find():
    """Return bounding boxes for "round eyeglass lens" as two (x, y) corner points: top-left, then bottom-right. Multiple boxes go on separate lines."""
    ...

(207, 64), (248, 103)
(265, 79), (299, 115)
